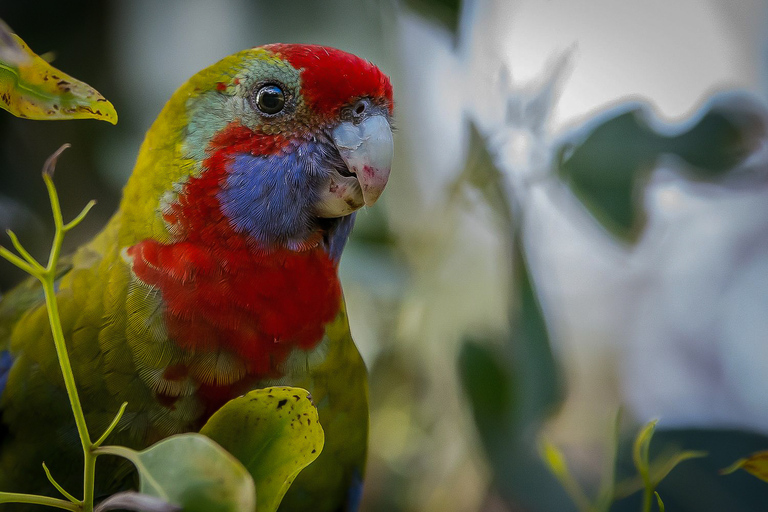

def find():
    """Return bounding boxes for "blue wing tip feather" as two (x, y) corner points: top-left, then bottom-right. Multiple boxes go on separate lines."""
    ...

(0, 350), (13, 398)
(345, 469), (364, 512)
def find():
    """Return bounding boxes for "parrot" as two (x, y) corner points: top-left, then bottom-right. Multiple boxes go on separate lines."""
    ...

(0, 43), (394, 512)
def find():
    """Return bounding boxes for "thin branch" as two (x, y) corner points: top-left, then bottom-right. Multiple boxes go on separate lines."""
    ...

(0, 491), (79, 511)
(43, 462), (80, 504)
(93, 402), (128, 448)
(6, 229), (43, 270)
(64, 200), (97, 233)
(0, 245), (38, 276)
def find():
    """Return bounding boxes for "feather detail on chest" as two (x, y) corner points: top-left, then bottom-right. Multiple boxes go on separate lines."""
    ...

(124, 121), (344, 378)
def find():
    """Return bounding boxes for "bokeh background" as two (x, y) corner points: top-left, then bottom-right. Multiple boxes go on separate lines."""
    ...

(2, 1), (768, 510)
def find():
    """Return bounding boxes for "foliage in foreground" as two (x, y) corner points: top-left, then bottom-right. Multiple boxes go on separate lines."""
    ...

(0, 150), (324, 511)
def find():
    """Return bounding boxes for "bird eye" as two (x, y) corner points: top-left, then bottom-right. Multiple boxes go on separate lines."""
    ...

(253, 84), (285, 115)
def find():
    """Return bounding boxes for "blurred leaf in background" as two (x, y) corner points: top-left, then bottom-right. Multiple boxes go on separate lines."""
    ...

(722, 448), (768, 483)
(458, 123), (568, 511)
(612, 429), (768, 512)
(556, 92), (767, 242)
(401, 0), (462, 40)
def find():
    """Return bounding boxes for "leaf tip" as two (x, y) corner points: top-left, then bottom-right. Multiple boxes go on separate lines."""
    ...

(42, 144), (71, 178)
(720, 458), (746, 476)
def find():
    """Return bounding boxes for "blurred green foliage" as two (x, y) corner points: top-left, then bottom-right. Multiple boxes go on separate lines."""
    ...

(401, 0), (462, 37)
(556, 95), (763, 241)
(459, 123), (569, 511)
(459, 93), (768, 511)
(613, 429), (768, 512)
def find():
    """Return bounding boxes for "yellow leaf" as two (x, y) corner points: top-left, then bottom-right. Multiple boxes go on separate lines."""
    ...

(0, 18), (117, 123)
(540, 438), (569, 478)
(721, 450), (768, 483)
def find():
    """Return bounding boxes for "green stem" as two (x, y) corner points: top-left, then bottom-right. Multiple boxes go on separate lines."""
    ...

(0, 245), (37, 276)
(0, 147), (119, 512)
(642, 486), (653, 512)
(39, 173), (99, 511)
(44, 175), (66, 273)
(93, 403), (128, 448)
(6, 229), (44, 271)
(93, 445), (136, 462)
(43, 463), (79, 503)
(41, 272), (95, 509)
(0, 492), (79, 511)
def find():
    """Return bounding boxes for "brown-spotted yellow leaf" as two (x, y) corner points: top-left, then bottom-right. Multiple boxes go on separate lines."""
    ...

(721, 450), (768, 483)
(0, 18), (117, 123)
(200, 386), (325, 512)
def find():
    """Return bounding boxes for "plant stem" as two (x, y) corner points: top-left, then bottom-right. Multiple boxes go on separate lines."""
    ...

(642, 486), (653, 512)
(0, 147), (120, 511)
(40, 173), (99, 511)
(41, 275), (95, 502)
(0, 492), (79, 511)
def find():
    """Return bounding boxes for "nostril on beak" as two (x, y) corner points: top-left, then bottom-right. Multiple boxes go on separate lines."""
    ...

(354, 101), (366, 115)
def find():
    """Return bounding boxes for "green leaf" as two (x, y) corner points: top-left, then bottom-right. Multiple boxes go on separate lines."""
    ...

(402, 0), (462, 37)
(101, 433), (256, 512)
(654, 491), (665, 512)
(539, 438), (569, 480)
(556, 108), (654, 241)
(721, 450), (768, 483)
(633, 419), (658, 485)
(647, 449), (707, 486)
(538, 438), (591, 512)
(458, 341), (515, 429)
(626, 420), (707, 512)
(556, 94), (764, 242)
(200, 387), (324, 512)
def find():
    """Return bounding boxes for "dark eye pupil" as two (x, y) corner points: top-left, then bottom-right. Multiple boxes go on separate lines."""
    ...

(256, 85), (285, 114)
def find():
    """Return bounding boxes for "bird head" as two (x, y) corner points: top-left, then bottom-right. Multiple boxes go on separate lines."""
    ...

(124, 44), (394, 254)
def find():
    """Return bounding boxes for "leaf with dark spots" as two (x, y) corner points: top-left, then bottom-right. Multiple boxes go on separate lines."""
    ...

(0, 20), (117, 123)
(200, 386), (324, 512)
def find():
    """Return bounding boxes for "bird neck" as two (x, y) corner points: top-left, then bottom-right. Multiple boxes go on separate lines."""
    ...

(120, 92), (354, 376)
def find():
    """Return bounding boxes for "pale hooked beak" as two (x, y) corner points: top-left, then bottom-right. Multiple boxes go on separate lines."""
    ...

(316, 115), (394, 218)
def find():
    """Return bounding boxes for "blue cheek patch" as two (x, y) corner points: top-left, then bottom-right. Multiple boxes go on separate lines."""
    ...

(218, 141), (356, 255)
(219, 148), (325, 246)
(0, 350), (13, 399)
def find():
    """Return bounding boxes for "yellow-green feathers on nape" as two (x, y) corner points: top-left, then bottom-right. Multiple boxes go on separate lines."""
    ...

(115, 47), (303, 244)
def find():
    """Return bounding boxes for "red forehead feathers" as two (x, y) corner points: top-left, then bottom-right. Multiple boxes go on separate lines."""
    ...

(265, 44), (393, 118)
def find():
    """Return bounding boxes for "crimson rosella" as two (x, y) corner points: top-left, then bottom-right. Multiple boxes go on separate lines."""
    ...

(0, 43), (394, 512)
